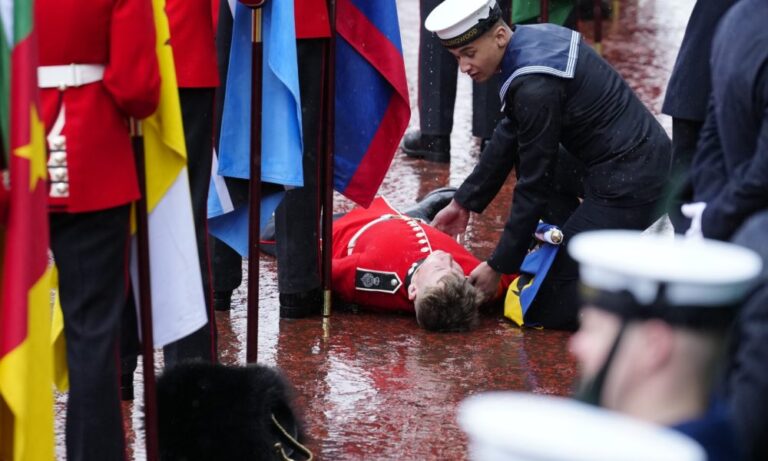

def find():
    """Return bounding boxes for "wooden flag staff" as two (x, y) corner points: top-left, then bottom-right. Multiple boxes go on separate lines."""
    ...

(245, 4), (264, 364)
(130, 119), (159, 461)
(322, 0), (337, 318)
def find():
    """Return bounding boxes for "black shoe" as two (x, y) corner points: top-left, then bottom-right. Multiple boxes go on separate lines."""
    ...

(403, 186), (458, 222)
(279, 288), (322, 319)
(402, 130), (450, 163)
(213, 290), (233, 312)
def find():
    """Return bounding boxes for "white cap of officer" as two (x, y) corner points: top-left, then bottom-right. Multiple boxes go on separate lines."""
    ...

(458, 392), (706, 461)
(425, 0), (503, 48)
(567, 231), (762, 325)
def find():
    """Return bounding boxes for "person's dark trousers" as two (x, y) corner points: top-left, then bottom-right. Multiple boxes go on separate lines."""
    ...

(275, 39), (322, 295)
(527, 198), (663, 330)
(211, 236), (243, 295)
(50, 205), (130, 461)
(119, 291), (139, 400)
(666, 117), (703, 233)
(419, 0), (500, 138)
(163, 87), (218, 366)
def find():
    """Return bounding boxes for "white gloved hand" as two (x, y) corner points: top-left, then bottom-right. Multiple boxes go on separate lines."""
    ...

(681, 202), (707, 239)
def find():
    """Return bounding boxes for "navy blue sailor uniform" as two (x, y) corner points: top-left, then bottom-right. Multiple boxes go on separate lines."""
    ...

(690, 0), (768, 241)
(661, 0), (738, 232)
(454, 24), (672, 330)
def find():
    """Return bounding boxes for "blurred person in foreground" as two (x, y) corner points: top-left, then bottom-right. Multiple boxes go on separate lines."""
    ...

(459, 392), (707, 461)
(568, 230), (762, 461)
(724, 210), (768, 461)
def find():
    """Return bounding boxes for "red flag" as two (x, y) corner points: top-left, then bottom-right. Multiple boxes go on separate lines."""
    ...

(0, 1), (55, 459)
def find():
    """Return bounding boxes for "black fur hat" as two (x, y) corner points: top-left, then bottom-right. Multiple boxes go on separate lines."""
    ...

(156, 362), (307, 461)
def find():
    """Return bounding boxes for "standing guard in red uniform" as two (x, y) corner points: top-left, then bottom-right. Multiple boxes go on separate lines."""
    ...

(162, 0), (220, 365)
(210, 0), (333, 317)
(35, 0), (160, 459)
(120, 0), (221, 401)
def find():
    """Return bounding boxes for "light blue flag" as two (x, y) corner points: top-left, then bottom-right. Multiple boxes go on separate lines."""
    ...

(208, 0), (303, 256)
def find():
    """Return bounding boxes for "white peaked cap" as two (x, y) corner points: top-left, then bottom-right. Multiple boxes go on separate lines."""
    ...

(425, 0), (500, 46)
(568, 230), (762, 308)
(458, 392), (706, 461)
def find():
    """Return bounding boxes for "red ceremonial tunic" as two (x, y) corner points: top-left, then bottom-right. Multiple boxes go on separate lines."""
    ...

(36, 0), (160, 212)
(294, 0), (331, 39)
(332, 197), (483, 313)
(166, 0), (220, 88)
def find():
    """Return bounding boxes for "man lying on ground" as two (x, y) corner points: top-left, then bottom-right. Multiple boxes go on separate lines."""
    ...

(262, 190), (513, 332)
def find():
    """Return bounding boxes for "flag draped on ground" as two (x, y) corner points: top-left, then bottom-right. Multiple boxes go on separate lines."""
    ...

(334, 0), (410, 207)
(130, 0), (208, 347)
(207, 0), (303, 256)
(0, 1), (55, 459)
(504, 223), (562, 327)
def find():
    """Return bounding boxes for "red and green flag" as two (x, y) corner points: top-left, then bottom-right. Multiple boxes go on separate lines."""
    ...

(0, 1), (55, 460)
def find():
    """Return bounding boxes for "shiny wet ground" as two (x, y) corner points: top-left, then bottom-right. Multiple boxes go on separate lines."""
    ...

(55, 0), (694, 458)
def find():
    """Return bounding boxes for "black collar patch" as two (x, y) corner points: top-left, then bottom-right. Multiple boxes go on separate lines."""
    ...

(404, 258), (426, 292)
(355, 268), (403, 294)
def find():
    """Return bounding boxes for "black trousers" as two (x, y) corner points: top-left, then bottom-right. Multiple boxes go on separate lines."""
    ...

(274, 39), (323, 294)
(419, 0), (502, 139)
(527, 198), (663, 330)
(210, 41), (325, 296)
(666, 117), (703, 234)
(210, 235), (243, 294)
(163, 87), (218, 365)
(122, 89), (218, 379)
(522, 149), (662, 330)
(51, 205), (130, 461)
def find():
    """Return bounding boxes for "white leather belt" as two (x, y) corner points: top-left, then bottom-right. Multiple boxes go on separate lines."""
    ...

(38, 64), (105, 89)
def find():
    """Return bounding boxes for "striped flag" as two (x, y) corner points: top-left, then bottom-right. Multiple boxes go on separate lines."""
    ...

(130, 0), (208, 347)
(334, 0), (410, 207)
(207, 0), (303, 256)
(504, 223), (562, 327)
(0, 1), (56, 459)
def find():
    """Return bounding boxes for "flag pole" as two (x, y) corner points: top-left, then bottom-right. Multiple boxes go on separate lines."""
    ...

(246, 4), (264, 364)
(130, 119), (159, 461)
(321, 0), (337, 318)
(540, 0), (549, 22)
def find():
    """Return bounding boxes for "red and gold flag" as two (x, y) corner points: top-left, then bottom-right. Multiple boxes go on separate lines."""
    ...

(0, 1), (55, 459)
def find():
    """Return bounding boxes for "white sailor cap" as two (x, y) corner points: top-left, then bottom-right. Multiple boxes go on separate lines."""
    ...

(568, 230), (762, 326)
(458, 392), (706, 461)
(424, 0), (503, 48)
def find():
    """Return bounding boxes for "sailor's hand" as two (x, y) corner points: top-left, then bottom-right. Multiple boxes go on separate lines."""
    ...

(681, 202), (707, 239)
(431, 199), (470, 237)
(468, 262), (501, 304)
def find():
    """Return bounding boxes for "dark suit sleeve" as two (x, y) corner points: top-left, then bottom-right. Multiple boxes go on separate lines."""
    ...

(691, 96), (727, 202)
(454, 116), (519, 213)
(727, 283), (768, 461)
(486, 75), (564, 274)
(701, 68), (768, 240)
